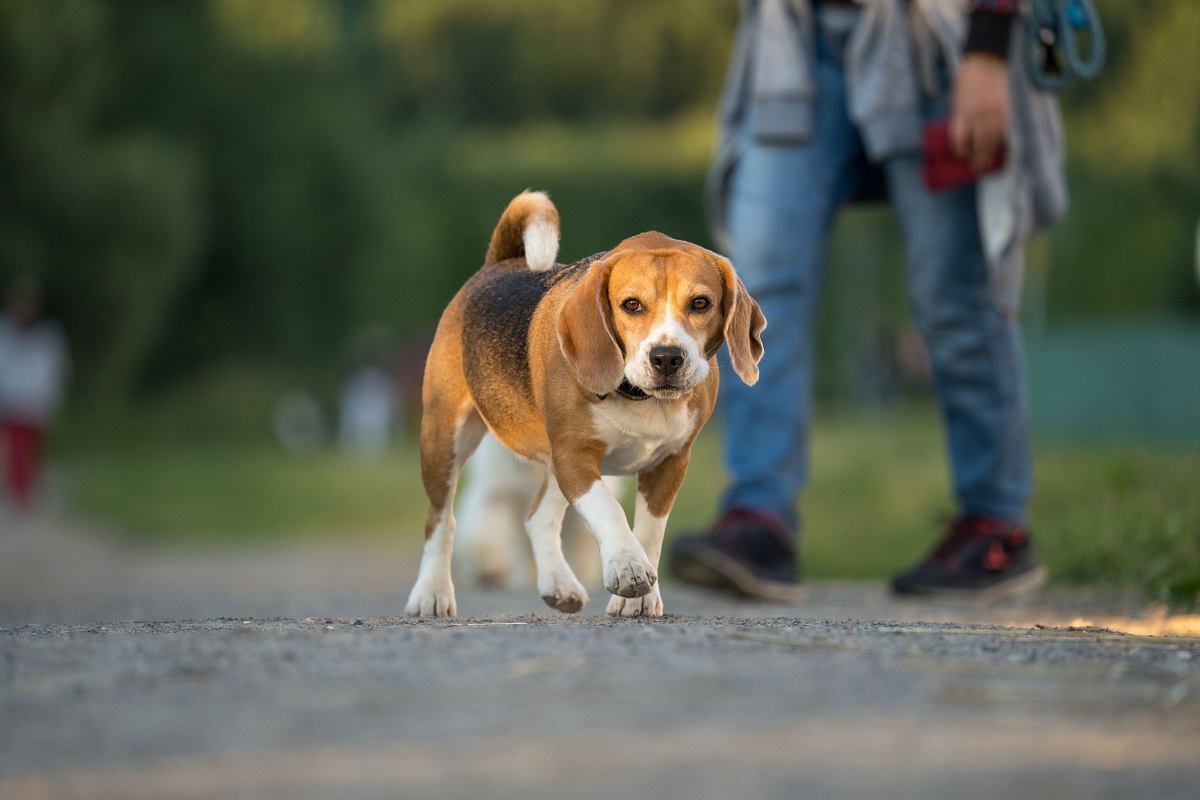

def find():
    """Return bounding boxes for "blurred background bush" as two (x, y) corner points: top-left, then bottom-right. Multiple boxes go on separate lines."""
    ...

(1, 0), (1196, 602)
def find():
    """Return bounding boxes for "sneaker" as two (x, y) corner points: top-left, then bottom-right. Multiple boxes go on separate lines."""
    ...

(668, 508), (802, 601)
(891, 515), (1047, 599)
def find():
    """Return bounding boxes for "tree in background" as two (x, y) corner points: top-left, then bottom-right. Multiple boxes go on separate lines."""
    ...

(0, 0), (1196, 413)
(0, 0), (202, 403)
(1049, 0), (1200, 317)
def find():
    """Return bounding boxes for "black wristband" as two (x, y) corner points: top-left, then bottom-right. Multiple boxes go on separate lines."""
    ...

(964, 10), (1014, 60)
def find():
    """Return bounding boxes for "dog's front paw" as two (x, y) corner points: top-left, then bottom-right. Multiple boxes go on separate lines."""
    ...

(405, 579), (457, 617)
(539, 571), (589, 614)
(601, 546), (657, 598)
(606, 585), (662, 617)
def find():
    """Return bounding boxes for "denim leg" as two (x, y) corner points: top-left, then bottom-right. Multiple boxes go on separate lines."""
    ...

(720, 14), (867, 533)
(884, 156), (1032, 522)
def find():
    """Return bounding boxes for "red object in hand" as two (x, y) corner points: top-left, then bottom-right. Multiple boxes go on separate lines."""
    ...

(922, 119), (1005, 192)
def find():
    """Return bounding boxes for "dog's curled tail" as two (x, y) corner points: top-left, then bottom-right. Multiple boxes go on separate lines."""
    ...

(485, 190), (560, 272)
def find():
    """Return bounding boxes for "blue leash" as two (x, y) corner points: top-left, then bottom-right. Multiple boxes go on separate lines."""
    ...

(1026, 0), (1106, 91)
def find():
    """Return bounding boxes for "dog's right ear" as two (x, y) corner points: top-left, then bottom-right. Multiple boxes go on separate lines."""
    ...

(556, 257), (625, 395)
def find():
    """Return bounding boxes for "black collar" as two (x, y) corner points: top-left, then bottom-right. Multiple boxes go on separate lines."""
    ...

(597, 379), (651, 402)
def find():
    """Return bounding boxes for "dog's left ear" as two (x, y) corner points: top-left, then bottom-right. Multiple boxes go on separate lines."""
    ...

(557, 256), (625, 395)
(716, 256), (766, 386)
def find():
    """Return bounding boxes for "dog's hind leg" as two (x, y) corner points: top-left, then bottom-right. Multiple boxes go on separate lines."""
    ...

(406, 402), (487, 618)
(525, 470), (589, 613)
(453, 434), (537, 588)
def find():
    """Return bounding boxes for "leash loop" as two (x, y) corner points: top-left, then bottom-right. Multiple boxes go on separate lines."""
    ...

(1026, 0), (1106, 92)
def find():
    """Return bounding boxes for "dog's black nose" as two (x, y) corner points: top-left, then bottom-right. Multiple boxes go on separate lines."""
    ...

(649, 346), (685, 377)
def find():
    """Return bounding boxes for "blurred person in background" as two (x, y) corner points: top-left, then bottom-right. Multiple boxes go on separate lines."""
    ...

(670, 0), (1068, 599)
(338, 335), (401, 457)
(337, 362), (397, 456)
(0, 278), (69, 514)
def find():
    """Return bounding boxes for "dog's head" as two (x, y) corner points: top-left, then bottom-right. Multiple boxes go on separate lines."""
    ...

(556, 232), (765, 399)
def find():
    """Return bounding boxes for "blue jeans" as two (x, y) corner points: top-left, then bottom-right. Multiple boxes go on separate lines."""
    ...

(719, 7), (1032, 534)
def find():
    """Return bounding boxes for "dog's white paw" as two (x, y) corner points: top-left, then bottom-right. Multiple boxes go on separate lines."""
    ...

(539, 571), (589, 614)
(405, 580), (457, 617)
(601, 546), (657, 598)
(606, 585), (663, 617)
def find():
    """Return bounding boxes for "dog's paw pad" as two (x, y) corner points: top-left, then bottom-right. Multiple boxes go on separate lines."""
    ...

(602, 549), (657, 598)
(542, 591), (586, 614)
(405, 583), (457, 617)
(539, 573), (589, 614)
(606, 586), (663, 618)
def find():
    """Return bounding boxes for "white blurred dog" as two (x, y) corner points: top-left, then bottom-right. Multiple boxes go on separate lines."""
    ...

(452, 433), (624, 589)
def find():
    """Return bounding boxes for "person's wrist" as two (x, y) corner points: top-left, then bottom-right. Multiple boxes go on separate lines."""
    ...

(961, 52), (1007, 72)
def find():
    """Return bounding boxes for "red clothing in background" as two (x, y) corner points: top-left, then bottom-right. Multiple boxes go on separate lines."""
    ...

(2, 418), (43, 509)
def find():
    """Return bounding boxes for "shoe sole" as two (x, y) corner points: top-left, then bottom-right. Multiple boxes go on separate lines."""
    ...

(893, 564), (1048, 602)
(671, 549), (804, 603)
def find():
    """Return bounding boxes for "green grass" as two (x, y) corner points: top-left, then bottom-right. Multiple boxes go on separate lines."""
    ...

(670, 409), (953, 583)
(65, 448), (427, 547)
(62, 405), (1200, 606)
(1032, 443), (1200, 605)
(673, 409), (1200, 606)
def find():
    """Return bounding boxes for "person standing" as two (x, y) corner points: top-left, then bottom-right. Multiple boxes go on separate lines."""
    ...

(0, 279), (70, 512)
(669, 0), (1068, 598)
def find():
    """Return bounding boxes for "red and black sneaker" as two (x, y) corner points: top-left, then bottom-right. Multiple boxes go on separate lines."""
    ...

(891, 515), (1047, 599)
(667, 508), (803, 601)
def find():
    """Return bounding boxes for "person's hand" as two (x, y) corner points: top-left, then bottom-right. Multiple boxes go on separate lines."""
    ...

(949, 53), (1010, 173)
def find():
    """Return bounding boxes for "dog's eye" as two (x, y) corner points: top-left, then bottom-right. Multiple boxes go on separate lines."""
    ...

(690, 296), (711, 311)
(621, 298), (642, 313)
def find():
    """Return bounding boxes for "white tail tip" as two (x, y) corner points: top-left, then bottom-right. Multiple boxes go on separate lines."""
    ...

(523, 219), (559, 272)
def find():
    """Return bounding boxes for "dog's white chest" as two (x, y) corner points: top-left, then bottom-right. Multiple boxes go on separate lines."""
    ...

(590, 400), (696, 475)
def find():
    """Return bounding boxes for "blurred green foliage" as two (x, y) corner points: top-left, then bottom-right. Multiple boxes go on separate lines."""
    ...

(0, 0), (1196, 410)
(372, 0), (736, 123)
(0, 0), (204, 402)
(1047, 0), (1200, 318)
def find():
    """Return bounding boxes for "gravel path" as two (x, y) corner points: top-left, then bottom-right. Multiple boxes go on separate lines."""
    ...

(2, 513), (1198, 799)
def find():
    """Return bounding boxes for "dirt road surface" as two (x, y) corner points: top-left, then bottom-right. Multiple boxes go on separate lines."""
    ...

(2, 513), (1198, 799)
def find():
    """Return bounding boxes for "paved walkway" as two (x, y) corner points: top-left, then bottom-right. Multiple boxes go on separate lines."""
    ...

(2, 512), (1198, 799)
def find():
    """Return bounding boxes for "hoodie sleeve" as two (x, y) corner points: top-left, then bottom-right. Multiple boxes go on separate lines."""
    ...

(965, 0), (1016, 59)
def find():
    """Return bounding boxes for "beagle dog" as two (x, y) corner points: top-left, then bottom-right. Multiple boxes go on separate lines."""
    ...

(407, 191), (765, 618)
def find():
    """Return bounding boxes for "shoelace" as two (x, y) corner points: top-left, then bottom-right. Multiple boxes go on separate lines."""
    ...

(713, 508), (794, 553)
(930, 516), (1018, 564)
